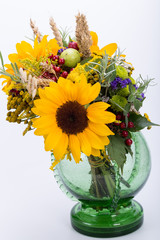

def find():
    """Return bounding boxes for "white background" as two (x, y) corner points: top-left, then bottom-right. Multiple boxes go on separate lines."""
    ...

(0, 0), (160, 239)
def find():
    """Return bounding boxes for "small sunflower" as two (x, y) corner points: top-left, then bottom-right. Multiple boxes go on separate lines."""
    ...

(32, 77), (115, 166)
(1, 36), (59, 92)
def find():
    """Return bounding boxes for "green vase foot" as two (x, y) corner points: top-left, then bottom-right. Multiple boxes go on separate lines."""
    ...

(71, 200), (143, 238)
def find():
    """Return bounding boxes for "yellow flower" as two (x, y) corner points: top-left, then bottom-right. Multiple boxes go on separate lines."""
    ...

(1, 36), (59, 92)
(90, 31), (117, 56)
(8, 35), (59, 64)
(144, 113), (152, 130)
(32, 78), (115, 167)
(67, 70), (87, 84)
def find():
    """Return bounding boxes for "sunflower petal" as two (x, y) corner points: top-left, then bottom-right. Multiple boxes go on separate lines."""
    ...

(44, 127), (62, 151)
(69, 135), (81, 163)
(33, 99), (57, 114)
(100, 136), (110, 146)
(100, 43), (118, 56)
(87, 104), (116, 124)
(34, 127), (53, 136)
(44, 85), (66, 105)
(32, 115), (56, 128)
(91, 148), (100, 157)
(77, 82), (100, 105)
(77, 132), (91, 156)
(53, 133), (68, 160)
(88, 121), (114, 136)
(84, 128), (104, 149)
(90, 31), (98, 46)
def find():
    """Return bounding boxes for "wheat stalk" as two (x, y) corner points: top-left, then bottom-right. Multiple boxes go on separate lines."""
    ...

(49, 17), (63, 47)
(19, 68), (54, 99)
(30, 19), (42, 43)
(75, 13), (92, 58)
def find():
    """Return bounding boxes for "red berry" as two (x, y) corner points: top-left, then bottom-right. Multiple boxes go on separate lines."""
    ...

(51, 76), (57, 81)
(120, 122), (126, 129)
(10, 89), (20, 96)
(52, 64), (56, 70)
(68, 41), (79, 50)
(127, 113), (130, 118)
(125, 138), (133, 146)
(116, 114), (122, 120)
(70, 68), (74, 71)
(114, 122), (120, 126)
(48, 54), (53, 59)
(55, 66), (61, 73)
(122, 130), (128, 138)
(59, 58), (65, 65)
(43, 72), (49, 77)
(61, 71), (68, 78)
(52, 55), (59, 61)
(128, 121), (134, 128)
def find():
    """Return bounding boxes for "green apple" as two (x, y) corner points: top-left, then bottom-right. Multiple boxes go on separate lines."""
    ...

(60, 48), (81, 68)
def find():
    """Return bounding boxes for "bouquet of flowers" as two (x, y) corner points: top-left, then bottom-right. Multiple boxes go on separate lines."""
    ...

(0, 13), (158, 237)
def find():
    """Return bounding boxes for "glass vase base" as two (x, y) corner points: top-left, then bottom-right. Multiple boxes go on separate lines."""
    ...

(71, 200), (143, 238)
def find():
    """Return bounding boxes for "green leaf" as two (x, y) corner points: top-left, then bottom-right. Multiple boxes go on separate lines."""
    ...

(14, 63), (20, 74)
(133, 99), (142, 111)
(124, 103), (131, 112)
(128, 94), (135, 102)
(137, 85), (145, 93)
(0, 51), (4, 70)
(107, 134), (133, 172)
(69, 36), (72, 42)
(80, 57), (93, 65)
(129, 83), (136, 93)
(128, 112), (160, 131)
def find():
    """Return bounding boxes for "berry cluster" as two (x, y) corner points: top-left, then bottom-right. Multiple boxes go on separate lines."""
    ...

(41, 55), (69, 81)
(109, 112), (134, 146)
(40, 41), (79, 81)
(115, 113), (134, 146)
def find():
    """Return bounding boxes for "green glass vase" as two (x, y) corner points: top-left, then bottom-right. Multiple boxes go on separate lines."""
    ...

(53, 132), (151, 237)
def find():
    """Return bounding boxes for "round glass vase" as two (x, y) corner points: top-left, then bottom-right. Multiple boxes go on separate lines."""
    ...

(53, 132), (151, 238)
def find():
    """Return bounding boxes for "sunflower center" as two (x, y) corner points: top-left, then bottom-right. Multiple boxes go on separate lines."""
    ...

(56, 101), (88, 135)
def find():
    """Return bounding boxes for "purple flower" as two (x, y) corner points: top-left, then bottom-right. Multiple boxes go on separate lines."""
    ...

(58, 47), (68, 54)
(141, 93), (145, 98)
(133, 84), (138, 90)
(110, 77), (131, 90)
(137, 93), (145, 101)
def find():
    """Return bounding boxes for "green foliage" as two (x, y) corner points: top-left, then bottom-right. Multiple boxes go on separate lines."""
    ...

(0, 53), (21, 82)
(107, 134), (133, 172)
(0, 51), (5, 70)
(127, 75), (154, 111)
(84, 57), (102, 72)
(59, 27), (71, 47)
(128, 112), (159, 131)
(80, 57), (93, 65)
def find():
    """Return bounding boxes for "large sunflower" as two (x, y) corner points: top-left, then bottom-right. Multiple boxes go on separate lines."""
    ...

(32, 77), (115, 167)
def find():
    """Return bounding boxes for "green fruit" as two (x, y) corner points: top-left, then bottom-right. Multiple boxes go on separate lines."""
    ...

(60, 49), (81, 68)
